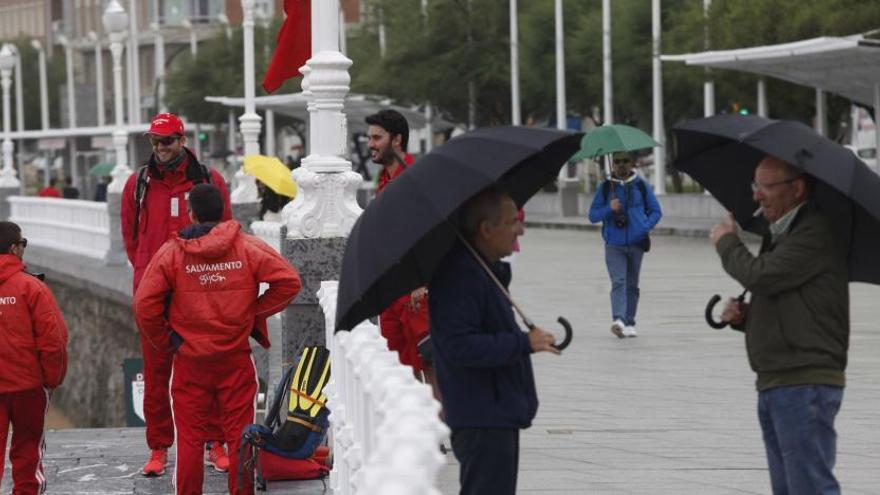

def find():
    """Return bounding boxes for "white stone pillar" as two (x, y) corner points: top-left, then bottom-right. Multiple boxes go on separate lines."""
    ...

(104, 1), (131, 194)
(0, 44), (20, 189)
(652, 0), (666, 195)
(232, 0), (261, 205)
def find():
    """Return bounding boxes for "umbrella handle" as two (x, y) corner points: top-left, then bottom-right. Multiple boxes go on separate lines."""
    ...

(705, 294), (730, 329)
(551, 316), (573, 352)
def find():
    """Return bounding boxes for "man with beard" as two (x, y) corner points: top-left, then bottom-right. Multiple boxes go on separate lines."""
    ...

(120, 113), (233, 477)
(365, 110), (437, 386)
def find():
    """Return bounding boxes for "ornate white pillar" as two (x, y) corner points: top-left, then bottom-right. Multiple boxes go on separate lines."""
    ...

(232, 0), (261, 205)
(104, 1), (131, 194)
(0, 44), (20, 190)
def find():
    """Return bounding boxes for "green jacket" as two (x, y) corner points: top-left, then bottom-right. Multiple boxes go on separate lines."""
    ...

(716, 205), (849, 391)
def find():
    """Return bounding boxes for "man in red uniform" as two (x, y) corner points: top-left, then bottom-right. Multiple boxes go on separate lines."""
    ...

(134, 184), (301, 495)
(121, 113), (233, 476)
(37, 178), (61, 198)
(0, 221), (69, 495)
(365, 110), (432, 376)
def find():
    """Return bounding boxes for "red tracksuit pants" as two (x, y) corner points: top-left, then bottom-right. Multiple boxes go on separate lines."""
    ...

(0, 387), (49, 495)
(170, 352), (257, 495)
(141, 334), (224, 449)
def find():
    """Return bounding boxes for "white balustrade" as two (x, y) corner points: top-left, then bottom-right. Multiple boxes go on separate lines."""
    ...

(8, 197), (110, 260)
(318, 281), (449, 495)
(250, 220), (284, 253)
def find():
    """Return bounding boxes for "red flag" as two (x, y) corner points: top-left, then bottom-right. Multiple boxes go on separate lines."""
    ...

(263, 0), (311, 94)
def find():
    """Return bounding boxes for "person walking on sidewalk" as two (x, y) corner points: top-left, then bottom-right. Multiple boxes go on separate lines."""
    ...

(430, 188), (560, 495)
(588, 152), (662, 338)
(121, 113), (233, 476)
(0, 221), (69, 495)
(711, 156), (849, 495)
(134, 184), (301, 495)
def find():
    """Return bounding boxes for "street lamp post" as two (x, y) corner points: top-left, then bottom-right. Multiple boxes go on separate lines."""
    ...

(151, 22), (166, 113)
(0, 44), (19, 189)
(233, 0), (261, 204)
(103, 0), (131, 194)
(30, 40), (50, 130)
(88, 32), (106, 127)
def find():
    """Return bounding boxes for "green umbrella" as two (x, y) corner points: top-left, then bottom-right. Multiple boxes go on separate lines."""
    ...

(570, 124), (659, 160)
(88, 162), (115, 176)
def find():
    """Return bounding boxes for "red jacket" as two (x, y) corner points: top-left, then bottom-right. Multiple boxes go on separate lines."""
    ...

(121, 148), (232, 289)
(376, 153), (414, 194)
(37, 187), (61, 198)
(133, 221), (301, 360)
(0, 254), (69, 393)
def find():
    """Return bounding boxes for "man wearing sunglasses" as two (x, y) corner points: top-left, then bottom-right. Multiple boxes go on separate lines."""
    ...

(0, 221), (69, 495)
(120, 113), (233, 477)
(588, 152), (663, 339)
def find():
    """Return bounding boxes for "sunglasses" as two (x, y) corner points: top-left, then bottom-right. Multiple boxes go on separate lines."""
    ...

(150, 135), (180, 147)
(14, 238), (27, 248)
(613, 158), (632, 165)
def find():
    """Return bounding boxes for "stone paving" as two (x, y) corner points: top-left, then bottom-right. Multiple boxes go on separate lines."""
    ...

(4, 227), (879, 494)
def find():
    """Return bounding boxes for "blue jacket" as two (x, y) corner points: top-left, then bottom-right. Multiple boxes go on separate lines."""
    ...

(588, 175), (662, 246)
(429, 243), (538, 430)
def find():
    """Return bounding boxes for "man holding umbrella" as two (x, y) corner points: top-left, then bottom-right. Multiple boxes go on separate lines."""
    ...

(710, 155), (848, 495)
(588, 151), (662, 338)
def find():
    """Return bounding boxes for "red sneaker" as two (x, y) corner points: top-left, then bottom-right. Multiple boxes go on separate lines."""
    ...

(205, 442), (230, 473)
(142, 449), (168, 477)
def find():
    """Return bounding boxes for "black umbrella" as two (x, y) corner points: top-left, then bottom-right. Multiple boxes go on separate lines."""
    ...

(336, 126), (581, 349)
(672, 115), (880, 324)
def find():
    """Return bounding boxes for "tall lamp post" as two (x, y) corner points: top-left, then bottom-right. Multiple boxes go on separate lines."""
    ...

(88, 32), (106, 127)
(31, 40), (50, 187)
(103, 0), (131, 194)
(232, 0), (261, 206)
(0, 44), (19, 189)
(180, 18), (201, 158)
(218, 12), (236, 153)
(151, 21), (166, 113)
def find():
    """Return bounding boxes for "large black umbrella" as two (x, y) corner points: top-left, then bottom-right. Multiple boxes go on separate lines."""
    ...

(336, 126), (581, 347)
(673, 114), (880, 286)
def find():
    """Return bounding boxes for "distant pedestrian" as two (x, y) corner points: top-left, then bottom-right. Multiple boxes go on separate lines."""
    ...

(711, 155), (849, 495)
(93, 176), (110, 202)
(120, 112), (233, 477)
(61, 177), (79, 199)
(588, 152), (662, 338)
(37, 178), (61, 198)
(134, 184), (301, 495)
(0, 221), (69, 495)
(430, 187), (559, 495)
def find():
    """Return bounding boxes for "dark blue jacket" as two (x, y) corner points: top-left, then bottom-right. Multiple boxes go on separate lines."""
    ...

(588, 175), (662, 246)
(429, 243), (538, 430)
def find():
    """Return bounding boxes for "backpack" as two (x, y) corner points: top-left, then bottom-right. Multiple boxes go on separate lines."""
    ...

(240, 346), (332, 489)
(600, 177), (653, 252)
(132, 157), (213, 242)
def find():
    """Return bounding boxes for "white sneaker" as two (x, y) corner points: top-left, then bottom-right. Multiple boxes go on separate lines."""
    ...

(623, 325), (638, 338)
(611, 320), (626, 339)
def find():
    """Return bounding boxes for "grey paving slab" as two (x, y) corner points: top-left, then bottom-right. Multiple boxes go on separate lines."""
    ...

(437, 228), (880, 494)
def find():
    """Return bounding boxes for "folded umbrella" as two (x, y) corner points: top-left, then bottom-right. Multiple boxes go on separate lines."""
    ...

(571, 124), (658, 161)
(244, 155), (298, 198)
(335, 126), (580, 349)
(672, 114), (880, 325)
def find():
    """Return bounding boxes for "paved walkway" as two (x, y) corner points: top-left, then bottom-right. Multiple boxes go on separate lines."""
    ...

(4, 227), (878, 494)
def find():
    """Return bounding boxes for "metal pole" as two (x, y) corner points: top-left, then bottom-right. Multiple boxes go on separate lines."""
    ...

(128, 0), (141, 124)
(265, 109), (275, 157)
(33, 41), (49, 130)
(757, 77), (768, 117)
(703, 0), (714, 117)
(554, 0), (565, 131)
(875, 83), (880, 174)
(509, 0), (520, 126)
(64, 42), (76, 128)
(652, 0), (666, 195)
(602, 0), (612, 124)
(91, 33), (106, 126)
(153, 23), (166, 113)
(13, 51), (23, 133)
(108, 30), (130, 192)
(815, 88), (826, 137)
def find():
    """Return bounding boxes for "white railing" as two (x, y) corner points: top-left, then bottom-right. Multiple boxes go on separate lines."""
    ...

(8, 197), (110, 260)
(250, 220), (283, 253)
(318, 281), (449, 495)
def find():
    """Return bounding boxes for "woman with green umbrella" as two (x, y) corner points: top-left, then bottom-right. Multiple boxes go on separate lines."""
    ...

(582, 125), (663, 339)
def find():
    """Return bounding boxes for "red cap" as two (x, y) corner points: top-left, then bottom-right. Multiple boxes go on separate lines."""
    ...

(146, 113), (185, 137)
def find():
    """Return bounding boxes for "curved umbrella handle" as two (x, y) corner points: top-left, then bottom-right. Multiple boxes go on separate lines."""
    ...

(552, 316), (573, 351)
(705, 295), (730, 329)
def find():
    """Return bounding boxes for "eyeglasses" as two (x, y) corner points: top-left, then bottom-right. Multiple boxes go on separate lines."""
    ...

(150, 135), (179, 147)
(14, 238), (27, 248)
(750, 176), (801, 194)
(613, 158), (632, 165)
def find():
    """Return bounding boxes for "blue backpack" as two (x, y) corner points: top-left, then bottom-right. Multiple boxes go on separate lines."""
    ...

(240, 346), (331, 488)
